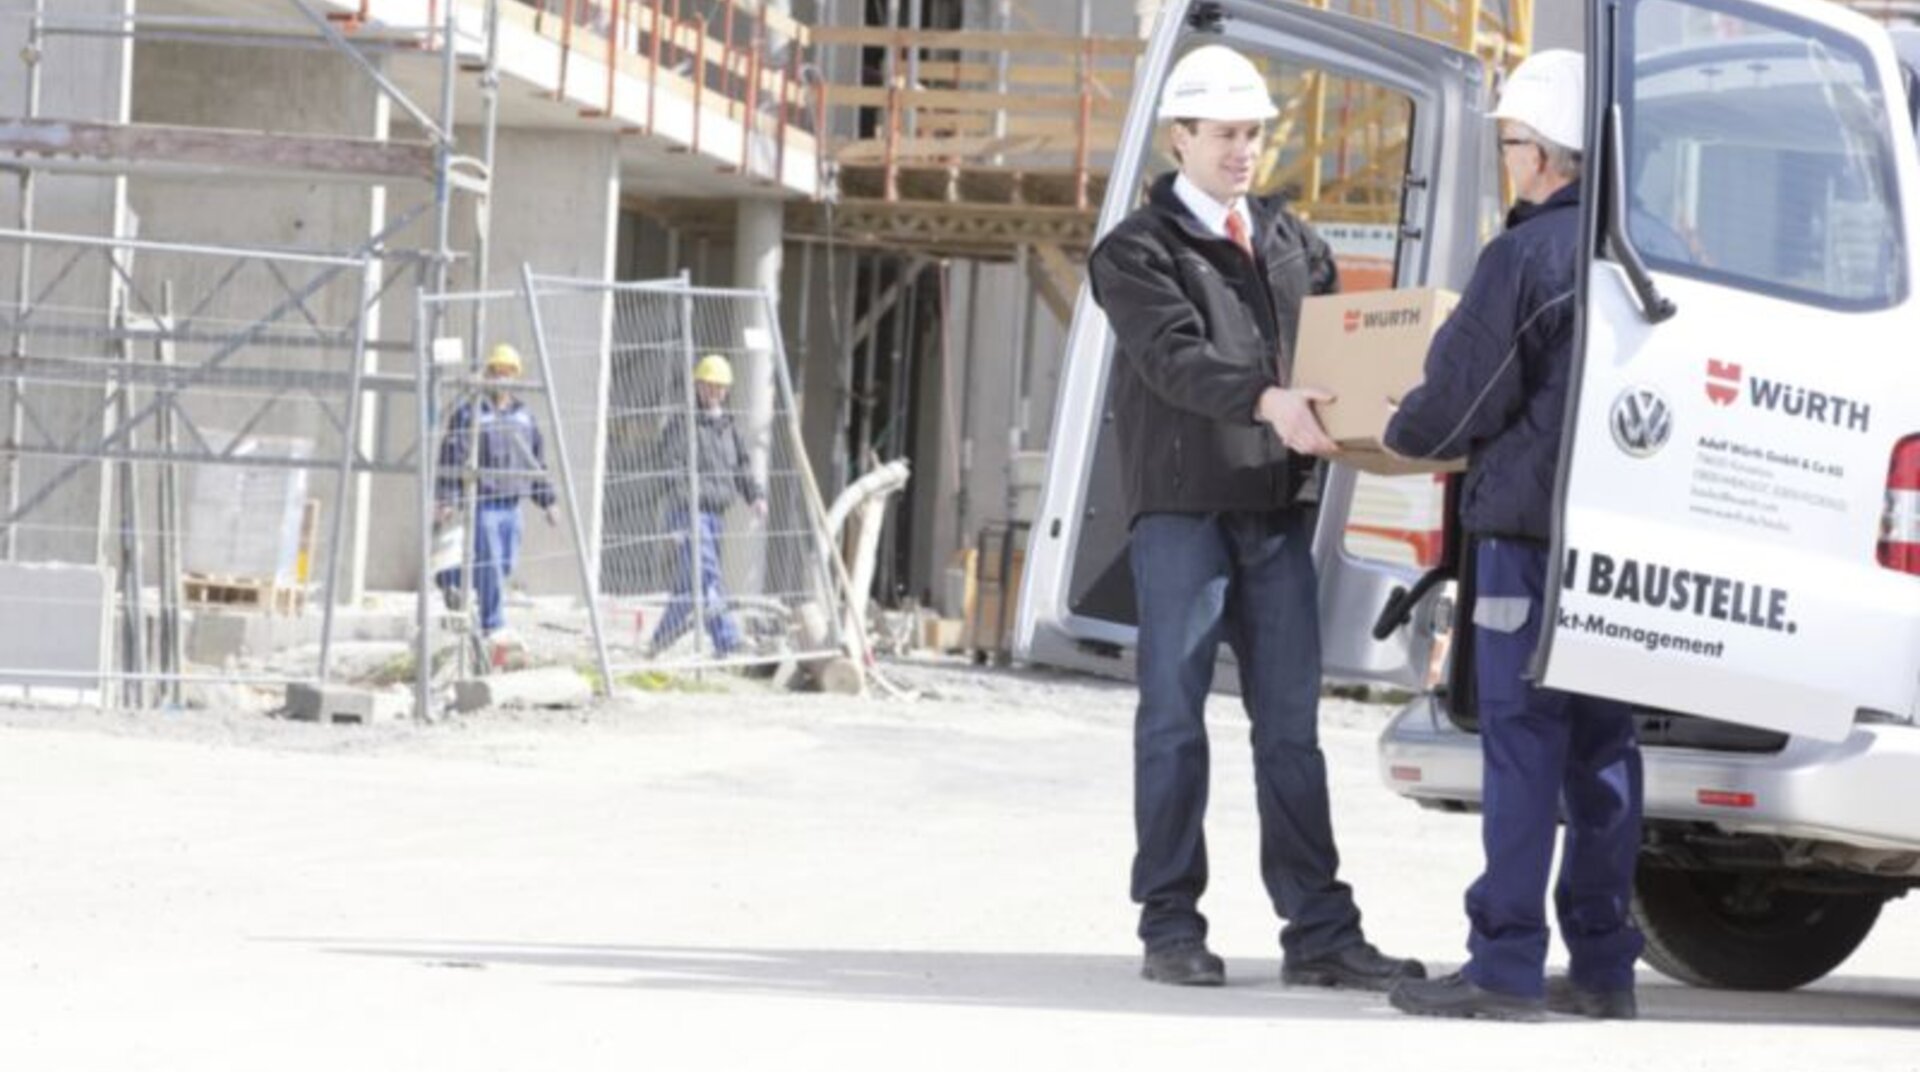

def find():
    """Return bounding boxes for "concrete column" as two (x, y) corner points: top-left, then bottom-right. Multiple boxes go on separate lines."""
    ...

(732, 197), (783, 596)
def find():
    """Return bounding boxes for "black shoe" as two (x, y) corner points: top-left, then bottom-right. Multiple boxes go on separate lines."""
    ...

(1545, 975), (1638, 1020)
(1281, 941), (1426, 992)
(1389, 971), (1545, 1022)
(1141, 941), (1226, 986)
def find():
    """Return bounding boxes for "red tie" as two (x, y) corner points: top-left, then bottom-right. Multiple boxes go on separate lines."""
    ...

(1225, 209), (1253, 260)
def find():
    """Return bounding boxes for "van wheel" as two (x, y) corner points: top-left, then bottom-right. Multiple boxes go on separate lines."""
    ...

(1633, 868), (1882, 991)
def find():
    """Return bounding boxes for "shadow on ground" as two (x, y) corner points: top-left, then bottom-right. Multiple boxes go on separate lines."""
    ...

(291, 938), (1920, 1028)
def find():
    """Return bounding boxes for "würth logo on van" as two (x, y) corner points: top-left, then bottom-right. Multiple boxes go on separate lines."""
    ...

(1348, 307), (1421, 332)
(1704, 360), (1871, 433)
(1705, 360), (1741, 406)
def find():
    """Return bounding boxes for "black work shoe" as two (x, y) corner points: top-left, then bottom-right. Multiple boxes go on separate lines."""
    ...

(1141, 941), (1226, 986)
(1545, 975), (1638, 1020)
(1389, 971), (1545, 1022)
(1281, 941), (1426, 992)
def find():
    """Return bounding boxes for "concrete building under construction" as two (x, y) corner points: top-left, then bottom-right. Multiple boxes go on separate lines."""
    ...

(0, 0), (1603, 701)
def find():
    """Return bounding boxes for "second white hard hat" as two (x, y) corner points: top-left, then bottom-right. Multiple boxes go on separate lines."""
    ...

(1158, 44), (1279, 123)
(1493, 49), (1586, 152)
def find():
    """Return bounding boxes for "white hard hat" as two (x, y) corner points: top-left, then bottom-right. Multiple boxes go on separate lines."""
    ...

(1158, 44), (1279, 123)
(1493, 49), (1586, 152)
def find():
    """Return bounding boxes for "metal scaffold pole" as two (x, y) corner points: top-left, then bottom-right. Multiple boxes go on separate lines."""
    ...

(4, 0), (45, 562)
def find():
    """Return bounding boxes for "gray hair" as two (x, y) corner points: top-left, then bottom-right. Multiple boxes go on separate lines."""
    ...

(1510, 121), (1582, 179)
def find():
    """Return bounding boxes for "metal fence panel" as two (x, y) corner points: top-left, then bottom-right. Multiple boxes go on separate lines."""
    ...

(527, 274), (852, 674)
(414, 285), (610, 710)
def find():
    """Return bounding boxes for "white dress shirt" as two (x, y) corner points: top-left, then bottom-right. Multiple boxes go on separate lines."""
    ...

(1173, 173), (1254, 244)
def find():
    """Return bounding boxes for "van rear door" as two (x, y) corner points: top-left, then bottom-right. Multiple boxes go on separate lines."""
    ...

(1543, 0), (1920, 741)
(1015, 0), (1490, 686)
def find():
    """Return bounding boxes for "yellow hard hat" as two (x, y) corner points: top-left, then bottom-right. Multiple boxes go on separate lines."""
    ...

(693, 353), (734, 386)
(484, 343), (523, 377)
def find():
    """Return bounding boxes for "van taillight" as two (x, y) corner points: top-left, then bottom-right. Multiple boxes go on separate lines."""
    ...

(1881, 435), (1920, 576)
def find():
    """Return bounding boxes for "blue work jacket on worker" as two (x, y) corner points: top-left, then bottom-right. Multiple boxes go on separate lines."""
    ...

(436, 396), (557, 514)
(436, 394), (556, 635)
(1382, 181), (1580, 540)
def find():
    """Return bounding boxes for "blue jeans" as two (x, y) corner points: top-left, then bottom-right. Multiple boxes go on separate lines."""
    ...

(1463, 538), (1644, 997)
(1128, 510), (1362, 958)
(473, 501), (524, 635)
(652, 509), (743, 655)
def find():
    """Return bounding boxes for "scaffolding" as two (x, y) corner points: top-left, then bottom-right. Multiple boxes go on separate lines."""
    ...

(0, 0), (503, 707)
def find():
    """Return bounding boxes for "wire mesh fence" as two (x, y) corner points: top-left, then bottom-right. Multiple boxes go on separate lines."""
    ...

(525, 273), (854, 675)
(0, 229), (396, 705)
(0, 250), (856, 712)
(415, 285), (609, 707)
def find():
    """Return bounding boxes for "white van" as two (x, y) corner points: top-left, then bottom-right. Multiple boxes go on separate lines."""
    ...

(1016, 0), (1920, 991)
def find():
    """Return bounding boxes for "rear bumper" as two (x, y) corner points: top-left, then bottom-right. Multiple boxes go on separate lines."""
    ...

(1377, 696), (1920, 851)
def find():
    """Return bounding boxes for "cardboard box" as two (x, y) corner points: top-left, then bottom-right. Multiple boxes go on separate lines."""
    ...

(1293, 287), (1467, 476)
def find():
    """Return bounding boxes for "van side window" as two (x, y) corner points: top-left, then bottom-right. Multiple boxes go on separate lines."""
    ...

(1624, 0), (1905, 310)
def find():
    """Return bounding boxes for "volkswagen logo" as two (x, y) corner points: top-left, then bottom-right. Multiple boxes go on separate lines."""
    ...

(1610, 386), (1672, 458)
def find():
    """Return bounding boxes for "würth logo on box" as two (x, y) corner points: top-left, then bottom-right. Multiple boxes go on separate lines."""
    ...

(1706, 360), (1742, 406)
(1345, 307), (1421, 333)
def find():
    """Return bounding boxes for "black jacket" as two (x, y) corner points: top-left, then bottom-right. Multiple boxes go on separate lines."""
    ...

(1088, 172), (1339, 521)
(658, 408), (765, 514)
(1383, 183), (1582, 541)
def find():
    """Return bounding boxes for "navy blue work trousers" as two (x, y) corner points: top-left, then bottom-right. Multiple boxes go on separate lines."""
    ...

(652, 508), (743, 656)
(1128, 510), (1363, 959)
(1463, 538), (1645, 998)
(473, 501), (524, 636)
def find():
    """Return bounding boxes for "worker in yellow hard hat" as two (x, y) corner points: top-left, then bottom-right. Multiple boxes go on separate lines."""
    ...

(485, 343), (524, 378)
(649, 352), (767, 657)
(433, 341), (557, 637)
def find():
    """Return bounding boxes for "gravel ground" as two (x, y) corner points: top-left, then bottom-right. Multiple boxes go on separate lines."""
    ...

(4, 655), (1917, 1071)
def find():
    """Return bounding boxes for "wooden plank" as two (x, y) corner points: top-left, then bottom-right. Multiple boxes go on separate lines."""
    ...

(823, 84), (1130, 117)
(834, 134), (1048, 164)
(809, 26), (1143, 57)
(0, 119), (437, 182)
(912, 59), (1138, 90)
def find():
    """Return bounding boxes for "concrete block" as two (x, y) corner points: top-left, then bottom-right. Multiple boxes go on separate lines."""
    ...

(285, 683), (412, 724)
(810, 657), (865, 696)
(452, 667), (594, 712)
(186, 610), (255, 665)
(0, 561), (112, 690)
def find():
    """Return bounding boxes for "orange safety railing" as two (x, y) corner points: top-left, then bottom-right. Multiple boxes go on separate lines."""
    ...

(809, 26), (1141, 211)
(516, 0), (816, 179)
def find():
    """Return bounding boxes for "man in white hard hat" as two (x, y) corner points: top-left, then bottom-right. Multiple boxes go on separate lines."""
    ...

(1384, 49), (1643, 1022)
(1086, 43), (1424, 991)
(435, 343), (558, 639)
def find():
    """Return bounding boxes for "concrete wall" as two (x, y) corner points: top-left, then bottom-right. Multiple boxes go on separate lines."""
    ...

(126, 40), (389, 600)
(366, 125), (620, 596)
(0, 0), (133, 566)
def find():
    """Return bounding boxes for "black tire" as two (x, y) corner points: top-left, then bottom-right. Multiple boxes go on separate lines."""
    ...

(1633, 867), (1883, 991)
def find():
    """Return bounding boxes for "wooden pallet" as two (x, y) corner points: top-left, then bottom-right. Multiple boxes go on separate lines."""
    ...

(183, 573), (306, 616)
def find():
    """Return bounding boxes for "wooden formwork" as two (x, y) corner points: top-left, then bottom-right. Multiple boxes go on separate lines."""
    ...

(797, 5), (1532, 267)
